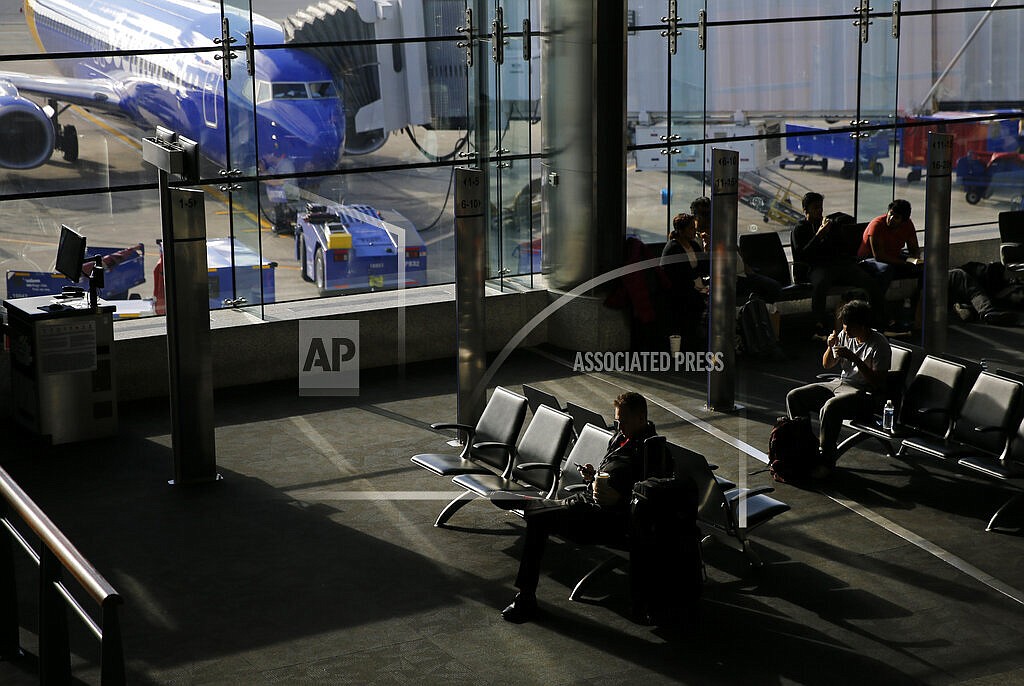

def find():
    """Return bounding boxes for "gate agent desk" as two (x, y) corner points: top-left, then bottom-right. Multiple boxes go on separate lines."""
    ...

(4, 295), (117, 444)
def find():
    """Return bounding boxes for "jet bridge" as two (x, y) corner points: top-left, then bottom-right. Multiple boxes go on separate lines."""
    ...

(282, 0), (540, 153)
(282, 0), (432, 155)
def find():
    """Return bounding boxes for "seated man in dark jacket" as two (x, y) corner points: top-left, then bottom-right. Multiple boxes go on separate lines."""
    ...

(791, 192), (885, 337)
(500, 391), (659, 623)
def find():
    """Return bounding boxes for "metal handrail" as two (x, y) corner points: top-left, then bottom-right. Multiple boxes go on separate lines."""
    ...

(0, 466), (125, 684)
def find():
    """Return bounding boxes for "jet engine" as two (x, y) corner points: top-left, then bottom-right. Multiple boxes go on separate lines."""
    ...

(0, 81), (58, 170)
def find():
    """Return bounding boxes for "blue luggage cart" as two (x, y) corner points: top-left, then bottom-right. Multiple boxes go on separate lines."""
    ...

(780, 123), (890, 179)
(6, 244), (145, 300)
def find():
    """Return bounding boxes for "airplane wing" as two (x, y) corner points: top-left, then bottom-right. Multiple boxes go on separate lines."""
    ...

(0, 70), (126, 112)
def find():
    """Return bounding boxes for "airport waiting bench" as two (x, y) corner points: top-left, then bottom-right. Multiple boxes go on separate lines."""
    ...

(647, 235), (918, 312)
(413, 390), (792, 612)
(833, 354), (1024, 531)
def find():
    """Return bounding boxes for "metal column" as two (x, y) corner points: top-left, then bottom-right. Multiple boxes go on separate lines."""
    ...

(142, 129), (218, 484)
(455, 167), (487, 429)
(540, 0), (626, 290)
(707, 149), (740, 412)
(923, 132), (953, 353)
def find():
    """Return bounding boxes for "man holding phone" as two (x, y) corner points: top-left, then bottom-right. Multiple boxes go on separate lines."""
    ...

(785, 300), (891, 476)
(500, 392), (659, 623)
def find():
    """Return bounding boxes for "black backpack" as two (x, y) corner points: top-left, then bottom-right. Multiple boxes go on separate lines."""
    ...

(737, 295), (783, 359)
(629, 476), (703, 626)
(767, 416), (821, 483)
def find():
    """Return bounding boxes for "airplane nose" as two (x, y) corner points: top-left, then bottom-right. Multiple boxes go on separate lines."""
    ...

(320, 127), (345, 169)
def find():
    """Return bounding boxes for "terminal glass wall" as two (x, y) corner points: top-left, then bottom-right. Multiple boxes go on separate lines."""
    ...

(0, 1), (1023, 315)
(627, 1), (1024, 253)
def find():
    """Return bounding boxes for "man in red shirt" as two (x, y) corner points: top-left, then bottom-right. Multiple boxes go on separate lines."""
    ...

(857, 199), (922, 327)
(858, 199), (921, 283)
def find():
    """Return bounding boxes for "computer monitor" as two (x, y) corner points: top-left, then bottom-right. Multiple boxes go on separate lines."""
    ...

(55, 225), (87, 282)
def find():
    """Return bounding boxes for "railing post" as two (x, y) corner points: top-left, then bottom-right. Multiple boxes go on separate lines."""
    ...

(0, 511), (22, 660)
(100, 599), (125, 685)
(39, 549), (70, 685)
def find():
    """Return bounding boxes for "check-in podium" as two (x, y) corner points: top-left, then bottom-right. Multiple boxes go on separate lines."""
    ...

(4, 295), (117, 444)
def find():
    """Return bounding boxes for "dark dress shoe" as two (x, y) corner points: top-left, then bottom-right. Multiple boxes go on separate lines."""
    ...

(501, 593), (537, 623)
(982, 310), (1017, 326)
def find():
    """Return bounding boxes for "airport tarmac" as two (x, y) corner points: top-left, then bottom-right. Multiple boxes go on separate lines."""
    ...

(0, 2), (1018, 308)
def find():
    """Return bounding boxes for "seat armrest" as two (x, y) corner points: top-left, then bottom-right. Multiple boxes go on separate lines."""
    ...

(736, 485), (776, 498)
(431, 421), (474, 433)
(433, 422), (477, 458)
(816, 373), (840, 381)
(724, 485), (775, 501)
(473, 440), (515, 476)
(473, 440), (512, 453)
(915, 406), (949, 415)
(563, 484), (589, 493)
(517, 462), (557, 471)
(973, 425), (1005, 433)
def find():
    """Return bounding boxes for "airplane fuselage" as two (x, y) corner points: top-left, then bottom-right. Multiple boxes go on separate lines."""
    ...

(23, 0), (346, 173)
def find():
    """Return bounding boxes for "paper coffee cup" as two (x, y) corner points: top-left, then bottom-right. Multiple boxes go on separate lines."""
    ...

(669, 335), (682, 354)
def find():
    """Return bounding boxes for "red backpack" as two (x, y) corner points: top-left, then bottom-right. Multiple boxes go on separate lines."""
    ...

(767, 416), (821, 483)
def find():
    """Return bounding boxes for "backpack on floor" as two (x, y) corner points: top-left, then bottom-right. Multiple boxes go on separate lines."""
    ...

(738, 295), (783, 359)
(767, 416), (820, 483)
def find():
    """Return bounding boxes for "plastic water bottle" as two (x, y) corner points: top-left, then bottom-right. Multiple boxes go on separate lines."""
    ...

(882, 400), (895, 431)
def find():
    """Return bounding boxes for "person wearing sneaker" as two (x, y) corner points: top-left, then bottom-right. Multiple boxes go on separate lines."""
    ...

(500, 392), (657, 623)
(785, 300), (891, 472)
(790, 192), (885, 337)
(948, 267), (1018, 325)
(857, 199), (923, 325)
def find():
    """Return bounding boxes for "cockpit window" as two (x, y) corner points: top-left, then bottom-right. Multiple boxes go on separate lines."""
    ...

(271, 82), (308, 100)
(255, 80), (271, 104)
(263, 81), (339, 101)
(309, 81), (338, 98)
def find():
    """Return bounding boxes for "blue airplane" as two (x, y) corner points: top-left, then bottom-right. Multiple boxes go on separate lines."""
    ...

(0, 0), (346, 173)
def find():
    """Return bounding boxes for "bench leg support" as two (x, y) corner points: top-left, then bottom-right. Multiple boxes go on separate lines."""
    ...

(986, 492), (1023, 533)
(434, 490), (477, 528)
(741, 539), (764, 569)
(569, 555), (623, 601)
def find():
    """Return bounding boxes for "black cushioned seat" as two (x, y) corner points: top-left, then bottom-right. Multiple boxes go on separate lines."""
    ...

(667, 440), (789, 567)
(899, 371), (1023, 466)
(738, 231), (813, 301)
(958, 413), (1024, 532)
(998, 210), (1024, 273)
(411, 386), (528, 478)
(837, 355), (967, 460)
(440, 405), (574, 526)
(522, 384), (564, 416)
(564, 402), (611, 437)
